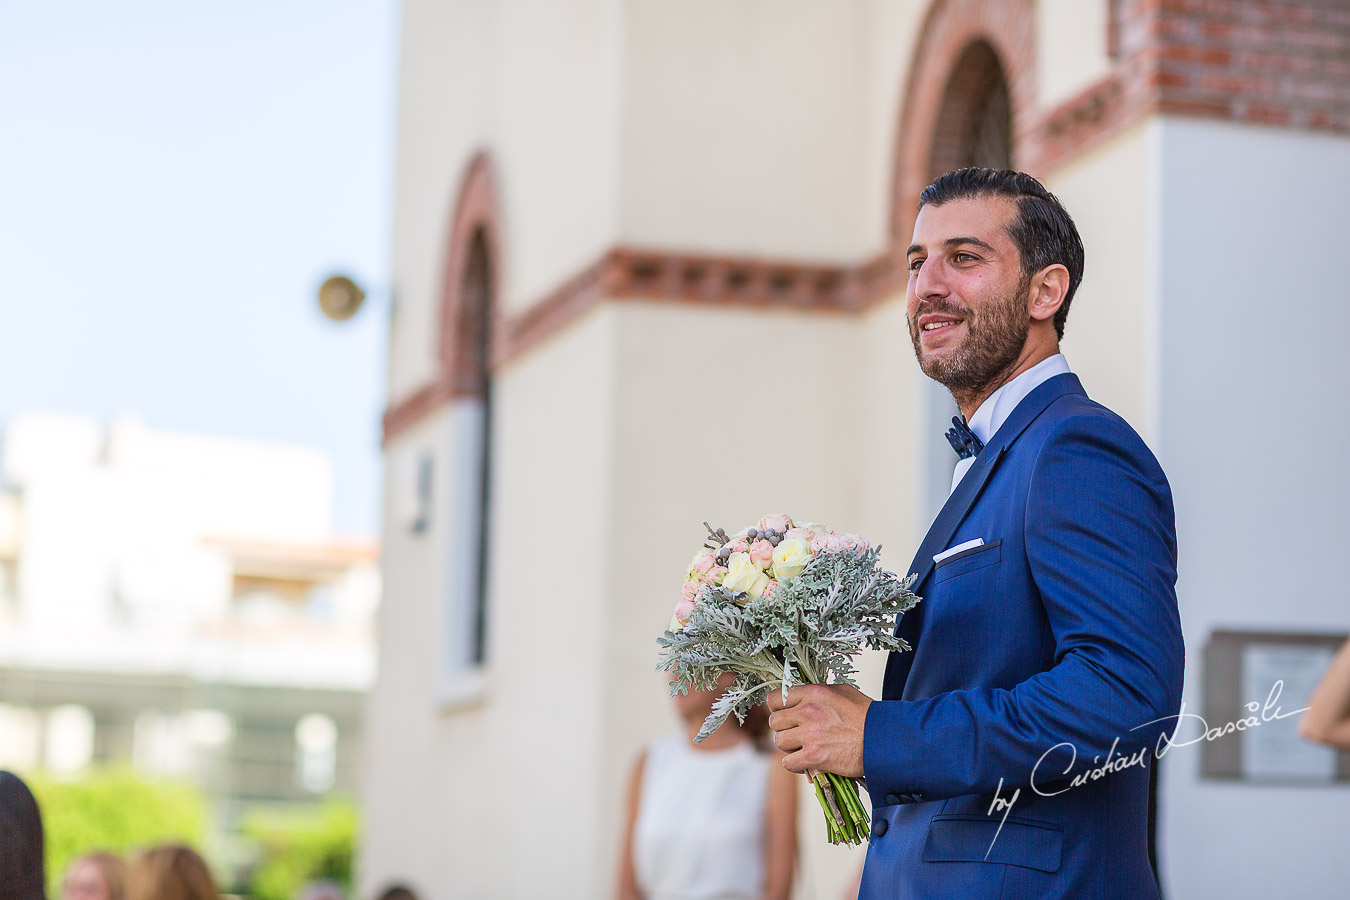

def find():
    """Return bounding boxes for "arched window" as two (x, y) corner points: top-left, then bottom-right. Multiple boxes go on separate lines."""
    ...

(438, 154), (500, 694)
(459, 227), (493, 666)
(929, 40), (1013, 175)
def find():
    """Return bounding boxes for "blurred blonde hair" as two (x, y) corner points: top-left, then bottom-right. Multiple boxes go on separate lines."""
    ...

(70, 852), (128, 900)
(126, 845), (219, 900)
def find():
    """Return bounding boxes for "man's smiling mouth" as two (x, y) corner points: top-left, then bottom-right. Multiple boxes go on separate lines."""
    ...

(920, 315), (964, 334)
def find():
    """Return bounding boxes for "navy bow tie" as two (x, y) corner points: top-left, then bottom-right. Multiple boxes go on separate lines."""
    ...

(945, 416), (985, 460)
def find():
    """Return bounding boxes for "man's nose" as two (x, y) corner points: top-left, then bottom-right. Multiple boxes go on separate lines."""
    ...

(912, 257), (948, 302)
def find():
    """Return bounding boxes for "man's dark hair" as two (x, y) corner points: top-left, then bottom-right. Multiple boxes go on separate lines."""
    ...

(919, 168), (1085, 340)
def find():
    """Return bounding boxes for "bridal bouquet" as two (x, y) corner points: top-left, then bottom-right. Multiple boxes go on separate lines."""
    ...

(657, 513), (920, 845)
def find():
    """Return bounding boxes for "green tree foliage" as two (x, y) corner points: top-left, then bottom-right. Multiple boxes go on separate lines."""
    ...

(241, 799), (358, 900)
(26, 768), (208, 887)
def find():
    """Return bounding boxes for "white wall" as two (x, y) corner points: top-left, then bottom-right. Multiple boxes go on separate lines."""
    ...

(1036, 0), (1113, 110)
(494, 0), (624, 312)
(859, 0), (929, 251)
(620, 0), (938, 263)
(620, 0), (873, 259)
(365, 306), (619, 898)
(386, 0), (492, 400)
(387, 0), (625, 403)
(1154, 117), (1350, 899)
(1045, 119), (1155, 440)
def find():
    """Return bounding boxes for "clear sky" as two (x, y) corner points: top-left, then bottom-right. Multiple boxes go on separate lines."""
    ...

(0, 0), (398, 537)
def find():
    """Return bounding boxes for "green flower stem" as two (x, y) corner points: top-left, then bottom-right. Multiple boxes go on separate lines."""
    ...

(809, 770), (847, 831)
(776, 659), (870, 845)
(810, 772), (870, 846)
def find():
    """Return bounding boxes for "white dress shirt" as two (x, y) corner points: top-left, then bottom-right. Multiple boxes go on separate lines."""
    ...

(950, 353), (1072, 494)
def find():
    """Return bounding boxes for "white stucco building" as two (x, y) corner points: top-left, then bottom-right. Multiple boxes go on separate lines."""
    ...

(0, 413), (378, 853)
(364, 1), (1350, 897)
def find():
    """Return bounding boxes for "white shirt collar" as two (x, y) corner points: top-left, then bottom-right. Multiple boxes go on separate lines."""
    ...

(950, 353), (1071, 494)
(966, 353), (1072, 446)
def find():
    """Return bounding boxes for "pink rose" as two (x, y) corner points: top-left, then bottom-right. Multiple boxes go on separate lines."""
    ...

(837, 532), (870, 550)
(757, 513), (792, 533)
(760, 580), (777, 602)
(692, 552), (716, 577)
(681, 580), (699, 603)
(784, 527), (816, 542)
(810, 532), (848, 553)
(704, 565), (728, 585)
(748, 539), (774, 570)
(672, 595), (696, 626)
(728, 538), (750, 554)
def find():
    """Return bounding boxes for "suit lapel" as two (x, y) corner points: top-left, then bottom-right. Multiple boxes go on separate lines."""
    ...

(904, 372), (1085, 590)
(885, 374), (1086, 698)
(906, 445), (1006, 592)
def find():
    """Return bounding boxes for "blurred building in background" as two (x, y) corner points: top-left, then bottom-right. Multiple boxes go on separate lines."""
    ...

(0, 413), (377, 842)
(364, 1), (1349, 897)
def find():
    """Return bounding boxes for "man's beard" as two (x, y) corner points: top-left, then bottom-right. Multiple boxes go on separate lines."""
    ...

(908, 275), (1031, 401)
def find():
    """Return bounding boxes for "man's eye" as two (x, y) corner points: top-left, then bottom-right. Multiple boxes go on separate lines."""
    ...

(907, 258), (925, 272)
(953, 252), (976, 263)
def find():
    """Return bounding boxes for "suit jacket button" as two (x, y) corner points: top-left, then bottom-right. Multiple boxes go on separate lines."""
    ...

(874, 819), (888, 837)
(885, 793), (900, 805)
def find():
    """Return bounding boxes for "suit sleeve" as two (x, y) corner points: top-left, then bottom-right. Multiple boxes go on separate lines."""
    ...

(862, 413), (1185, 802)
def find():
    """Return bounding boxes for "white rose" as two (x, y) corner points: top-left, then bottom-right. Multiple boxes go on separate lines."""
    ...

(771, 538), (813, 580)
(722, 552), (761, 595)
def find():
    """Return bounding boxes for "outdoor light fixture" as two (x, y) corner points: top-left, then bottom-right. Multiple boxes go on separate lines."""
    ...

(317, 274), (367, 321)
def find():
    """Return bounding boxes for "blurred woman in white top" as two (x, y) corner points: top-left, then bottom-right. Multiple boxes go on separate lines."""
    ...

(616, 673), (797, 900)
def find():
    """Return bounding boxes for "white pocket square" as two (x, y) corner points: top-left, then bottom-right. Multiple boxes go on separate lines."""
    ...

(934, 538), (984, 564)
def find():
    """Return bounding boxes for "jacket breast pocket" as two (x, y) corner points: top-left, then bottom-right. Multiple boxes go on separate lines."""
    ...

(932, 539), (1001, 584)
(921, 813), (1063, 873)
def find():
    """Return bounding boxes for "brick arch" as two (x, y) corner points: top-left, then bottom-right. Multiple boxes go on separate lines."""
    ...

(439, 151), (503, 397)
(889, 0), (1036, 245)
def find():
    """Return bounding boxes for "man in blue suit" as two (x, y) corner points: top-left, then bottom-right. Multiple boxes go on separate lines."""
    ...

(767, 168), (1185, 898)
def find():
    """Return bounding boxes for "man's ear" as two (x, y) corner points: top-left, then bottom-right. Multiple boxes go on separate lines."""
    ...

(1028, 264), (1070, 323)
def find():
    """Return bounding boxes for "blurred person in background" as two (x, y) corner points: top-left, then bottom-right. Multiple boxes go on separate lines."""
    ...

(373, 886), (419, 900)
(126, 845), (218, 900)
(1301, 636), (1350, 750)
(62, 853), (127, 900)
(299, 881), (345, 900)
(616, 673), (797, 900)
(0, 770), (46, 900)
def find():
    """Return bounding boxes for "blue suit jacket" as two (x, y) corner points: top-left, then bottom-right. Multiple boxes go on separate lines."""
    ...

(859, 374), (1184, 899)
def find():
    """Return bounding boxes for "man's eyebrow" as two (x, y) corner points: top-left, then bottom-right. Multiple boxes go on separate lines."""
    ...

(906, 236), (997, 257)
(943, 236), (996, 253)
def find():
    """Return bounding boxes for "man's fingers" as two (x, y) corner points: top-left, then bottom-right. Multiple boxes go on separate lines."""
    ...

(766, 684), (872, 779)
(772, 727), (802, 754)
(780, 748), (809, 775)
(767, 707), (798, 734)
(767, 686), (807, 713)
